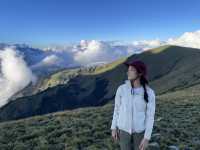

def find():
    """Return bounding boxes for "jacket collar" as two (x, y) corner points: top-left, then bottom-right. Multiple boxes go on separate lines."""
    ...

(124, 79), (149, 95)
(125, 79), (134, 95)
(125, 79), (132, 89)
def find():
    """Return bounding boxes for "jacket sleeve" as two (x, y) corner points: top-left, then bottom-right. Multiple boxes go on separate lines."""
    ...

(110, 86), (122, 130)
(144, 89), (156, 140)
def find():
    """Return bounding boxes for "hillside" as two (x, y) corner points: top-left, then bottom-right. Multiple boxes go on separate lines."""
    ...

(11, 56), (128, 99)
(1, 45), (200, 122)
(0, 86), (199, 149)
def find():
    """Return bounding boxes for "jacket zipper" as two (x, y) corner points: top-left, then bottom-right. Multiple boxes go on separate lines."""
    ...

(131, 88), (134, 133)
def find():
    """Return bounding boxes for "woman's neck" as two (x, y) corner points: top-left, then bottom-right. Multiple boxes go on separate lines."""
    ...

(131, 79), (142, 88)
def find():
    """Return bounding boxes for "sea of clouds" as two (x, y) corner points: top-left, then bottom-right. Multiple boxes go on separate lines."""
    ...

(1, 29), (200, 107)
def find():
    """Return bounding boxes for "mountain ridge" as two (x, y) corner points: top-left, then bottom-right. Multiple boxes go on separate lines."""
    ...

(1, 45), (200, 122)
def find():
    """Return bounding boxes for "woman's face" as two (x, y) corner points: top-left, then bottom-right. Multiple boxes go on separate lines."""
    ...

(127, 66), (139, 80)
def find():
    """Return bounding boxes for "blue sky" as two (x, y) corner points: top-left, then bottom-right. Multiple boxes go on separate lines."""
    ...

(0, 0), (200, 47)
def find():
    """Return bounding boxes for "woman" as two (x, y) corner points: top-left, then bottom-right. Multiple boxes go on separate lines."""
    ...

(110, 60), (156, 150)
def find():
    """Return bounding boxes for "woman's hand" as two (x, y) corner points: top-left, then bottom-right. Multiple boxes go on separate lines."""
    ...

(139, 138), (149, 150)
(111, 129), (120, 141)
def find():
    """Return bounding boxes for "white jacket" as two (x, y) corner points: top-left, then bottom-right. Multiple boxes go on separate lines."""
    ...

(110, 79), (156, 140)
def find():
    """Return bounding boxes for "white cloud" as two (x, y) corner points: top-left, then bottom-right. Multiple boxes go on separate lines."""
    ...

(71, 30), (200, 64)
(42, 55), (60, 65)
(128, 30), (200, 52)
(73, 40), (129, 65)
(41, 40), (166, 67)
(31, 45), (76, 70)
(2, 29), (200, 107)
(33, 29), (200, 68)
(167, 30), (200, 49)
(0, 47), (37, 107)
(31, 54), (62, 68)
(132, 39), (165, 51)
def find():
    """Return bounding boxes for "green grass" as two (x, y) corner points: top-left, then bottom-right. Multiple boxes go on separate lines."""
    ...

(1, 45), (200, 149)
(0, 86), (200, 149)
(37, 56), (127, 92)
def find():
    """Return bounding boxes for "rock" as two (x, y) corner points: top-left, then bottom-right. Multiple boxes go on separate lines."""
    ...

(184, 147), (191, 150)
(168, 145), (179, 150)
(147, 142), (160, 150)
(192, 137), (200, 145)
(151, 133), (161, 141)
(156, 117), (163, 122)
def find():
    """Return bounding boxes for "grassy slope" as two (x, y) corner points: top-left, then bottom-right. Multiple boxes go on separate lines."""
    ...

(0, 57), (128, 122)
(0, 86), (200, 149)
(1, 45), (200, 149)
(31, 56), (128, 93)
(15, 44), (200, 97)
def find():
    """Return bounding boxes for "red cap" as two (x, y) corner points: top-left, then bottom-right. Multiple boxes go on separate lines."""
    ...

(124, 59), (148, 80)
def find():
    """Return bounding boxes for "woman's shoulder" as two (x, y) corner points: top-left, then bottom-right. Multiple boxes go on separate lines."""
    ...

(118, 82), (127, 91)
(115, 82), (126, 95)
(146, 85), (156, 96)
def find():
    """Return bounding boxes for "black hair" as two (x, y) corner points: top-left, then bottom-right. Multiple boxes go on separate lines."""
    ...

(140, 75), (149, 103)
(126, 64), (149, 103)
(131, 75), (149, 103)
